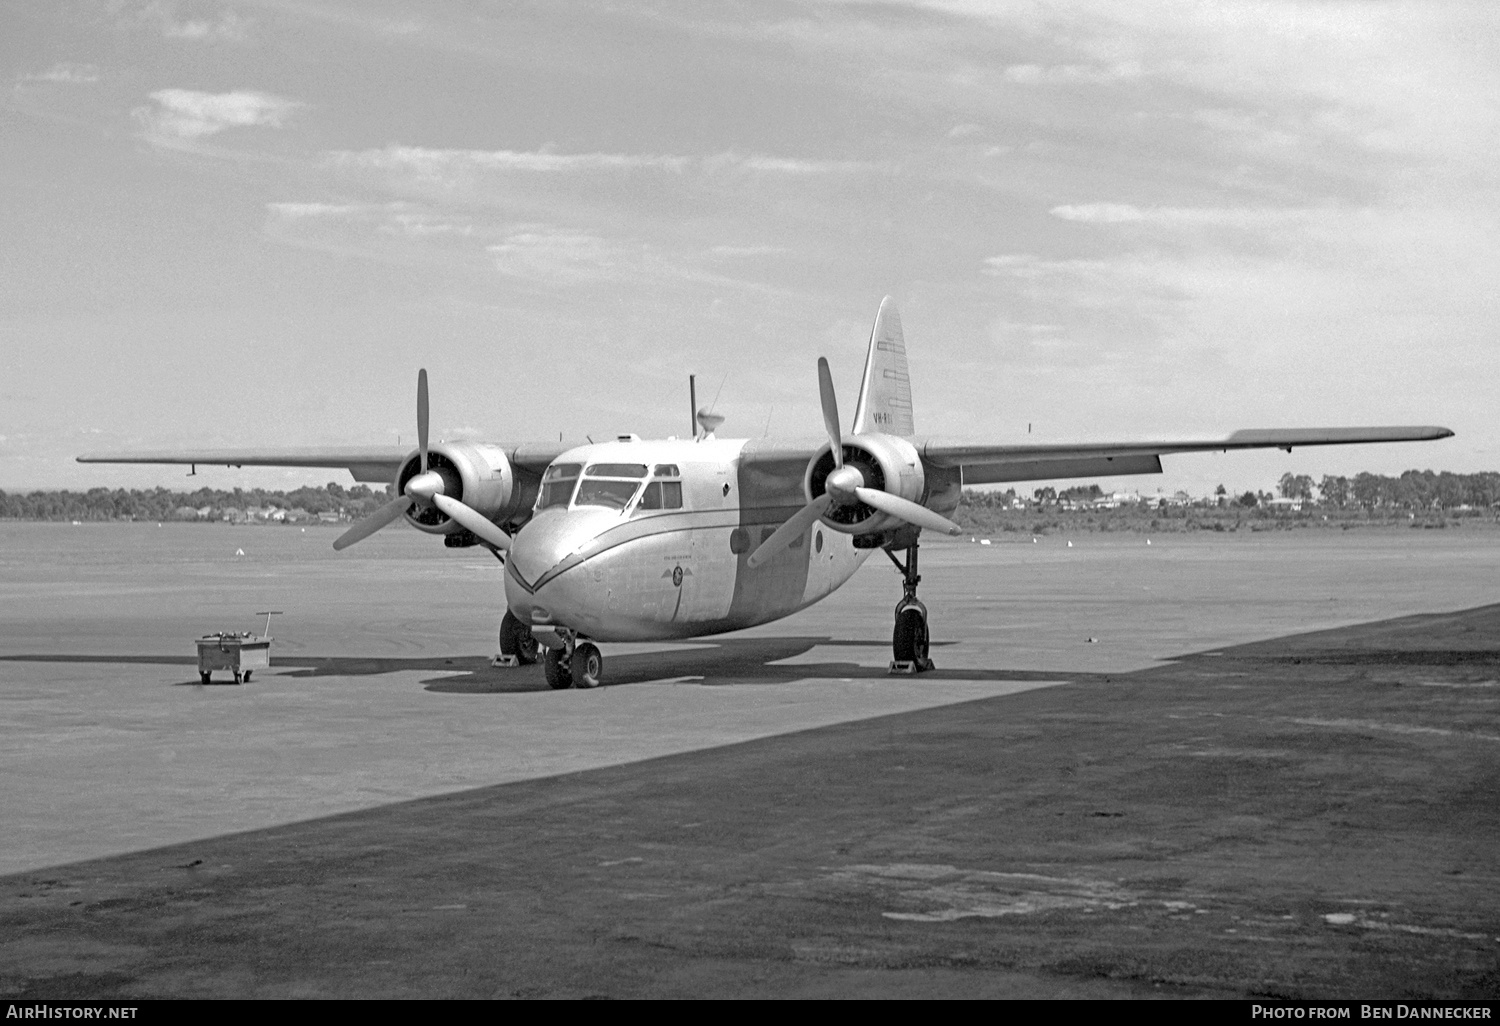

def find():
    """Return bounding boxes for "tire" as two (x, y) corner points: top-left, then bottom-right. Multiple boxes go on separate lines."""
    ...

(242, 670), (252, 682)
(499, 610), (539, 665)
(200, 672), (211, 685)
(571, 642), (603, 689)
(892, 607), (929, 665)
(232, 671), (243, 685)
(543, 647), (572, 689)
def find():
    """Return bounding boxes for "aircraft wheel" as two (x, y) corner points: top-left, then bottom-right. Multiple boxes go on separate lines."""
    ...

(499, 610), (539, 665)
(571, 642), (603, 689)
(232, 670), (243, 685)
(543, 647), (572, 690)
(199, 672), (210, 685)
(892, 607), (929, 665)
(242, 670), (252, 682)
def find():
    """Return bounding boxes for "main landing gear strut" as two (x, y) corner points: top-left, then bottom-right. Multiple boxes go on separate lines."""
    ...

(540, 629), (604, 690)
(886, 540), (934, 674)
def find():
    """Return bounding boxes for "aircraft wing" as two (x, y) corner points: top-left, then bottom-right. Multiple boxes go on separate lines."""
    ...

(76, 443), (574, 484)
(917, 426), (1455, 485)
(77, 446), (410, 484)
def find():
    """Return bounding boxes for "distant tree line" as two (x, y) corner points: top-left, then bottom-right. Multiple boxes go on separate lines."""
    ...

(5, 470), (1498, 523)
(1297, 471), (1500, 510)
(0, 483), (387, 522)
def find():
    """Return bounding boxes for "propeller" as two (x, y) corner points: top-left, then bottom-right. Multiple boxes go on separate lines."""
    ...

(333, 370), (512, 552)
(746, 358), (959, 569)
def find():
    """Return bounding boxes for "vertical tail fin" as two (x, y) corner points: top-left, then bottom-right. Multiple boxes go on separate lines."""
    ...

(851, 296), (915, 437)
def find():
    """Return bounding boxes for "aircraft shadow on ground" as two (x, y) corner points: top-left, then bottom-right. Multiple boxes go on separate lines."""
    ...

(19, 602), (1496, 693)
(0, 637), (1073, 694)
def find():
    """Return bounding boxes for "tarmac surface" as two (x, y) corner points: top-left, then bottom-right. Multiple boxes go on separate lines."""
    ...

(2, 524), (1499, 998)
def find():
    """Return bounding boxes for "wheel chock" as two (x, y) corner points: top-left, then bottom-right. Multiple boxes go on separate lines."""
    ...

(887, 658), (935, 675)
(490, 654), (521, 668)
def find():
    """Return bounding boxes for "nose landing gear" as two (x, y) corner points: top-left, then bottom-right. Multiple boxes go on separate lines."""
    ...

(541, 629), (605, 689)
(887, 541), (935, 674)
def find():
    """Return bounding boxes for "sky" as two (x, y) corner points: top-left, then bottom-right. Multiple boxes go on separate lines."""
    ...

(2, 0), (1497, 498)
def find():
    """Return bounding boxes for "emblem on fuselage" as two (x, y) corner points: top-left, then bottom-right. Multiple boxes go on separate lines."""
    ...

(664, 564), (687, 587)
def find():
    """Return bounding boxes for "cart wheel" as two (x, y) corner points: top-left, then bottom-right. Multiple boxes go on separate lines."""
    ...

(242, 670), (252, 682)
(200, 672), (211, 685)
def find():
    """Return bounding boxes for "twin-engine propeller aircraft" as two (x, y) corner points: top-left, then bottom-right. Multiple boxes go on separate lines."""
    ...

(80, 298), (1452, 688)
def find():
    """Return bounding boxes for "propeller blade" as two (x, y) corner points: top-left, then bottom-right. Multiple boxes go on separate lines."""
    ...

(417, 368), (429, 474)
(816, 357), (843, 470)
(852, 487), (963, 536)
(432, 494), (512, 551)
(746, 495), (832, 569)
(332, 494), (413, 551)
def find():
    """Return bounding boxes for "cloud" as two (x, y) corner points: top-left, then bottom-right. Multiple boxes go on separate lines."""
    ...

(329, 146), (691, 181)
(708, 245), (789, 258)
(487, 229), (627, 284)
(1050, 203), (1147, 224)
(1002, 62), (1143, 85)
(138, 2), (249, 42)
(134, 89), (301, 141)
(17, 63), (100, 85)
(716, 154), (869, 175)
(1049, 203), (1332, 232)
(327, 145), (871, 191)
(262, 201), (481, 264)
(266, 202), (361, 219)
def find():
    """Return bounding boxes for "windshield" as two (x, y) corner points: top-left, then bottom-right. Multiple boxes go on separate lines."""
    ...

(575, 478), (641, 510)
(537, 463), (581, 510)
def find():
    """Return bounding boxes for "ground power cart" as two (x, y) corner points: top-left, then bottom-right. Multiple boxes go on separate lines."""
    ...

(195, 611), (280, 684)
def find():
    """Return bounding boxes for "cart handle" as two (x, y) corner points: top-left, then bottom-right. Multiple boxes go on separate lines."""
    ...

(254, 611), (283, 638)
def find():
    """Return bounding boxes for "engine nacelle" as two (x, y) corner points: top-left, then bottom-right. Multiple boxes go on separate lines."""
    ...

(804, 433), (926, 535)
(393, 442), (531, 537)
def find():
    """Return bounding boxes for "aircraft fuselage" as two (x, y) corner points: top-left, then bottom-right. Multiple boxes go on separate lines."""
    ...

(503, 436), (873, 641)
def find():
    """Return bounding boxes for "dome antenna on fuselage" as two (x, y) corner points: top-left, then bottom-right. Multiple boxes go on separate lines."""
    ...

(690, 372), (727, 440)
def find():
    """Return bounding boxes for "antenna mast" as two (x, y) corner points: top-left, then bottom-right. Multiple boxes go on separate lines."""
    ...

(689, 374), (698, 438)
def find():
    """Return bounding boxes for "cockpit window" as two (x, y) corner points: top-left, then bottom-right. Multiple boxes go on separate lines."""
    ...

(573, 462), (647, 510)
(652, 464), (680, 478)
(635, 480), (683, 513)
(575, 478), (641, 511)
(537, 463), (581, 510)
(584, 463), (647, 478)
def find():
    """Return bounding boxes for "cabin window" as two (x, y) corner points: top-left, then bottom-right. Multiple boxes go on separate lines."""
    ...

(635, 480), (684, 513)
(538, 463), (582, 510)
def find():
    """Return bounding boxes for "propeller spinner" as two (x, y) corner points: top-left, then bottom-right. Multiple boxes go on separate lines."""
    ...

(333, 371), (512, 553)
(746, 357), (959, 568)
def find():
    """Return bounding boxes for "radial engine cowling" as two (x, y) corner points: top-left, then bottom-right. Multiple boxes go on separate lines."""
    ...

(804, 433), (926, 535)
(393, 442), (525, 536)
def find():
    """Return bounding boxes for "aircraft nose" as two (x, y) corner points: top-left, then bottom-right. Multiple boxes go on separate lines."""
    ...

(505, 508), (622, 626)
